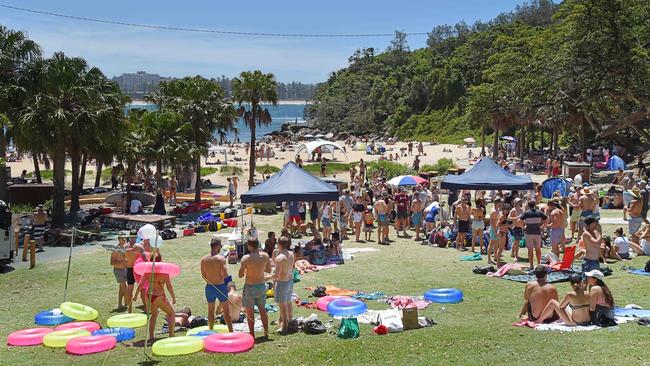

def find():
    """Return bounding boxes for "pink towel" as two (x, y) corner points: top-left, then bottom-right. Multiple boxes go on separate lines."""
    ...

(487, 263), (528, 277)
(389, 296), (431, 310)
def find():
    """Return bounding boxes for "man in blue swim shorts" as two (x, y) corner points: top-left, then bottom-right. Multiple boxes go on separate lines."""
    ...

(239, 239), (272, 338)
(373, 196), (390, 245)
(411, 194), (424, 241)
(200, 238), (234, 332)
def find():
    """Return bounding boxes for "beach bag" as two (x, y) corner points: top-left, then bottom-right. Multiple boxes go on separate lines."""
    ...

(379, 310), (403, 333)
(293, 268), (301, 283)
(337, 318), (360, 339)
(312, 286), (327, 298)
(303, 319), (326, 334)
(645, 260), (650, 273)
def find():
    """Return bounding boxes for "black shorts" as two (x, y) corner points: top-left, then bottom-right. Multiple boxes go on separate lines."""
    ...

(300, 212), (306, 221)
(126, 267), (136, 285)
(458, 220), (470, 234)
(397, 210), (408, 219)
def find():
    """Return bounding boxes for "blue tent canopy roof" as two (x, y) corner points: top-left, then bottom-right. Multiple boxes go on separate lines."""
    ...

(440, 157), (534, 191)
(241, 161), (339, 203)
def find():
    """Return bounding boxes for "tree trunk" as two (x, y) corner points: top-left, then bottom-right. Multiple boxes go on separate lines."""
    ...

(78, 153), (87, 188)
(43, 154), (51, 170)
(52, 149), (66, 228)
(492, 128), (499, 159)
(553, 128), (559, 156)
(480, 126), (486, 157)
(518, 125), (525, 160)
(94, 161), (103, 188)
(156, 158), (163, 190)
(194, 156), (201, 203)
(70, 149), (81, 215)
(580, 118), (587, 160)
(32, 153), (42, 184)
(540, 130), (545, 151)
(248, 106), (258, 188)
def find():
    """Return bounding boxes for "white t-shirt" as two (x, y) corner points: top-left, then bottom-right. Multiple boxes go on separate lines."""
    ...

(614, 236), (630, 254)
(641, 239), (650, 255)
(129, 199), (142, 214)
(573, 174), (583, 187)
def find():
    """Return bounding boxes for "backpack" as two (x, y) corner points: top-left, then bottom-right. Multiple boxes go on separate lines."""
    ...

(337, 317), (360, 339)
(312, 286), (327, 297)
(645, 260), (650, 273)
(303, 319), (326, 334)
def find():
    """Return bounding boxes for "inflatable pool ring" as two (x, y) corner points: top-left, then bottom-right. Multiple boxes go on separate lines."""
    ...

(189, 330), (216, 338)
(107, 313), (148, 328)
(66, 335), (116, 355)
(327, 298), (368, 317)
(204, 332), (254, 354)
(60, 302), (99, 321)
(7, 327), (53, 346)
(134, 261), (180, 278)
(424, 288), (463, 303)
(55, 321), (101, 333)
(152, 336), (203, 356)
(92, 328), (135, 342)
(42, 328), (91, 348)
(34, 309), (74, 326)
(316, 295), (350, 312)
(185, 325), (228, 336)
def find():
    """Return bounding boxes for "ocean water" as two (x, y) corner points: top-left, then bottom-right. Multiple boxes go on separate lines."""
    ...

(125, 102), (306, 142)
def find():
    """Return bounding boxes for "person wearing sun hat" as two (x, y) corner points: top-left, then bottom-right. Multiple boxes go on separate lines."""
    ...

(585, 269), (616, 326)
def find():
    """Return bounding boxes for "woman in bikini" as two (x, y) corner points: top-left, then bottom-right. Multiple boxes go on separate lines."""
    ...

(470, 199), (486, 253)
(134, 255), (177, 340)
(535, 274), (591, 325)
(586, 270), (616, 326)
(494, 205), (511, 265)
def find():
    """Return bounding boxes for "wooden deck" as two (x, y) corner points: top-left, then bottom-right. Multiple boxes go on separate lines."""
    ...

(101, 213), (176, 230)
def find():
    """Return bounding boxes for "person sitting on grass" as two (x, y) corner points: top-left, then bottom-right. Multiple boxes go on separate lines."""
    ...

(519, 265), (558, 323)
(585, 270), (616, 326)
(217, 282), (244, 324)
(628, 224), (650, 256)
(293, 246), (318, 274)
(534, 274), (592, 325)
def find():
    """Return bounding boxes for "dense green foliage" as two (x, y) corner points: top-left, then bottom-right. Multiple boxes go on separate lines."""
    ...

(309, 0), (650, 154)
(366, 160), (415, 180)
(421, 157), (457, 174)
(255, 164), (280, 175)
(302, 162), (352, 175)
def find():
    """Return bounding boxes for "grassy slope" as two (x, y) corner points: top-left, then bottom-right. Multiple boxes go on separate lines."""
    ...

(1, 212), (649, 366)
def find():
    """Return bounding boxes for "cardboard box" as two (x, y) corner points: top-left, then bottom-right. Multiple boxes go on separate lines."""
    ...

(402, 308), (419, 330)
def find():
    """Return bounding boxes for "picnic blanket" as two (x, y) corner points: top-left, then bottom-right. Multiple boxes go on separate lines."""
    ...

(628, 269), (650, 277)
(487, 263), (529, 277)
(513, 317), (635, 332)
(502, 265), (613, 283)
(460, 252), (482, 261)
(615, 307), (650, 318)
(388, 296), (431, 310)
(353, 291), (385, 301)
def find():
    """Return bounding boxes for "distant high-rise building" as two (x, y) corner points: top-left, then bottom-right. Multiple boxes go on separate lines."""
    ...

(111, 71), (170, 100)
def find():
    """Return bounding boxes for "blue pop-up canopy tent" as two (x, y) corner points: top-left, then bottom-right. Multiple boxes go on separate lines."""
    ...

(607, 155), (626, 171)
(441, 157), (534, 191)
(241, 161), (339, 203)
(541, 177), (572, 198)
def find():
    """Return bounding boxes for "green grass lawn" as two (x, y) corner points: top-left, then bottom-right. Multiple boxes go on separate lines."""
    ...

(1, 213), (649, 366)
(303, 162), (353, 175)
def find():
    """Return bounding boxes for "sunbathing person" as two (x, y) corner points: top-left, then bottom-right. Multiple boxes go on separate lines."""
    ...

(293, 246), (318, 274)
(519, 265), (559, 322)
(586, 270), (616, 326)
(534, 274), (591, 325)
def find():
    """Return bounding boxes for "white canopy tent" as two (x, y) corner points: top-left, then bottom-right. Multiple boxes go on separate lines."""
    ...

(295, 139), (348, 161)
(207, 145), (228, 164)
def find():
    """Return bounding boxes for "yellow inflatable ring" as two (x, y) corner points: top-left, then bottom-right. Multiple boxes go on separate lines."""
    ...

(107, 313), (148, 328)
(60, 302), (98, 321)
(152, 336), (203, 356)
(185, 325), (228, 336)
(42, 328), (91, 348)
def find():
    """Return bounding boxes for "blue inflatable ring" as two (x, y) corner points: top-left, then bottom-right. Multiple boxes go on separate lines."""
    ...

(189, 330), (217, 338)
(424, 288), (463, 303)
(34, 309), (74, 326)
(327, 298), (368, 317)
(92, 327), (136, 342)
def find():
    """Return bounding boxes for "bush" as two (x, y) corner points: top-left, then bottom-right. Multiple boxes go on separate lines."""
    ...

(303, 162), (353, 175)
(420, 158), (456, 174)
(27, 169), (71, 181)
(219, 165), (243, 176)
(366, 160), (415, 180)
(199, 167), (219, 176)
(256, 164), (280, 175)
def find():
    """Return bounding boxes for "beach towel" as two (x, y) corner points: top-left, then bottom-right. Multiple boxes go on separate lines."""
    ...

(388, 296), (431, 310)
(460, 252), (482, 261)
(628, 269), (650, 277)
(487, 263), (528, 277)
(614, 307), (650, 318)
(502, 271), (574, 283)
(305, 285), (358, 297)
(353, 292), (385, 301)
(254, 304), (278, 313)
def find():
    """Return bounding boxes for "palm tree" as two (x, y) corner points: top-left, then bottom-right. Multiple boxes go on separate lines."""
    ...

(148, 77), (236, 202)
(231, 70), (278, 188)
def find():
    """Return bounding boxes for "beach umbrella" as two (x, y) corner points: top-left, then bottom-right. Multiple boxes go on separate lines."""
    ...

(315, 133), (325, 138)
(304, 134), (314, 138)
(501, 136), (516, 141)
(387, 175), (428, 187)
(463, 137), (476, 144)
(325, 132), (334, 139)
(424, 201), (440, 212)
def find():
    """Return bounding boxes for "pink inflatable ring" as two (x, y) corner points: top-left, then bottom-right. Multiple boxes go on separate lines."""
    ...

(134, 262), (180, 278)
(203, 332), (254, 353)
(66, 335), (116, 355)
(55, 321), (101, 333)
(316, 295), (351, 312)
(7, 328), (53, 346)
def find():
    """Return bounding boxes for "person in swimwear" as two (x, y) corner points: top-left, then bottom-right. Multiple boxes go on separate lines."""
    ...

(578, 187), (597, 234)
(238, 239), (272, 339)
(363, 206), (375, 242)
(470, 199), (486, 253)
(133, 254), (177, 340)
(411, 194), (424, 241)
(508, 198), (525, 260)
(495, 204), (511, 265)
(374, 195), (390, 245)
(200, 238), (233, 332)
(110, 232), (128, 310)
(488, 198), (502, 264)
(568, 187), (582, 240)
(293, 246), (318, 274)
(124, 230), (147, 313)
(455, 199), (471, 250)
(519, 265), (558, 323)
(534, 274), (592, 325)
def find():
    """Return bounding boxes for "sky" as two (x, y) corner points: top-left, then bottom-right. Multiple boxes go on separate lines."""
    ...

(1, 0), (528, 83)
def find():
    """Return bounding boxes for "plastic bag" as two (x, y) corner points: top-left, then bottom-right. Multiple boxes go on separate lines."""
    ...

(379, 309), (403, 333)
(337, 317), (360, 339)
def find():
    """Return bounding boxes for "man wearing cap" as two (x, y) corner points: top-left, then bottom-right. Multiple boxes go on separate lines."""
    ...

(548, 198), (566, 257)
(625, 187), (644, 241)
(578, 187), (597, 234)
(32, 204), (47, 252)
(519, 265), (559, 322)
(110, 232), (128, 310)
(201, 238), (233, 332)
(581, 217), (602, 274)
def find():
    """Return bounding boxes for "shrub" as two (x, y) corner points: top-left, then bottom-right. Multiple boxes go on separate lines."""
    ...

(303, 162), (352, 175)
(256, 164), (280, 175)
(420, 158), (456, 174)
(199, 167), (219, 176)
(366, 160), (415, 180)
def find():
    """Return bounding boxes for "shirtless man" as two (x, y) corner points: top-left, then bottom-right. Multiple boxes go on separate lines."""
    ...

(567, 188), (582, 239)
(548, 199), (566, 257)
(487, 198), (502, 264)
(169, 176), (177, 205)
(411, 195), (424, 241)
(238, 239), (272, 338)
(273, 236), (295, 333)
(578, 187), (597, 235)
(470, 199), (485, 253)
(124, 233), (146, 313)
(519, 265), (559, 322)
(110, 232), (128, 310)
(508, 199), (525, 260)
(581, 217), (602, 274)
(373, 196), (390, 245)
(32, 205), (47, 251)
(624, 188), (643, 242)
(358, 159), (366, 182)
(200, 238), (233, 332)
(223, 283), (243, 323)
(134, 254), (177, 340)
(454, 199), (471, 250)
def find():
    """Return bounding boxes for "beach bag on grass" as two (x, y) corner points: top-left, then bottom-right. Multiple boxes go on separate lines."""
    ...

(379, 310), (403, 333)
(304, 319), (326, 334)
(337, 318), (360, 339)
(312, 286), (327, 298)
